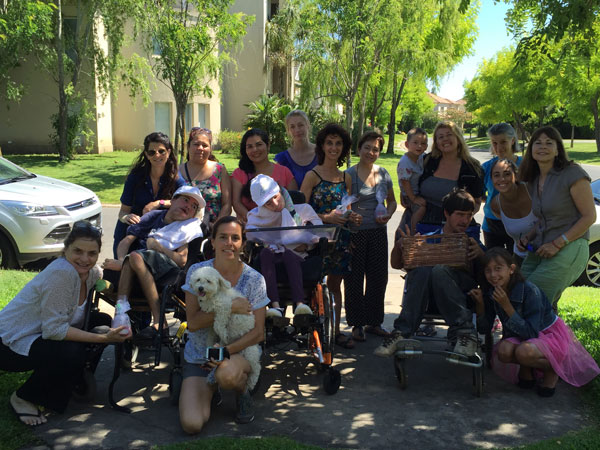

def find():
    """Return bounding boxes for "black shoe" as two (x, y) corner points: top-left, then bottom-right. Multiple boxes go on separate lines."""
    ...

(537, 386), (556, 397)
(211, 388), (222, 408)
(137, 326), (158, 340)
(235, 391), (255, 424)
(518, 378), (536, 389)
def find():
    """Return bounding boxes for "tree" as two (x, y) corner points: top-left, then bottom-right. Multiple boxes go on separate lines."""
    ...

(133, 0), (253, 161)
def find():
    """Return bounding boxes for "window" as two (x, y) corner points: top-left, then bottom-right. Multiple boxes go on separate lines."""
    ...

(152, 37), (161, 56)
(64, 18), (78, 63)
(154, 102), (171, 136)
(197, 104), (207, 128)
(185, 103), (193, 134)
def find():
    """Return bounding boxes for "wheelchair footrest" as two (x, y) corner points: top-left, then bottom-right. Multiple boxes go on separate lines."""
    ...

(267, 316), (291, 329)
(394, 339), (423, 359)
(292, 314), (317, 329)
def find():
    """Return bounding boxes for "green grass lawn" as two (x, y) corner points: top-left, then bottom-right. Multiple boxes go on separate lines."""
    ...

(0, 270), (598, 450)
(466, 138), (600, 165)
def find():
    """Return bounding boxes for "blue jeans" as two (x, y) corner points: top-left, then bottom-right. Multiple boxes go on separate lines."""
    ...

(393, 265), (477, 341)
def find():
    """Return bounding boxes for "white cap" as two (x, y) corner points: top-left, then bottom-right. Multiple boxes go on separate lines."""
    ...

(172, 185), (206, 218)
(250, 174), (280, 207)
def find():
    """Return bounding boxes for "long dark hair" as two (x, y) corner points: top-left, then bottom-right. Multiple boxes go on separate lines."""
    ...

(480, 247), (524, 294)
(239, 129), (270, 201)
(519, 126), (572, 182)
(315, 123), (351, 167)
(129, 132), (179, 201)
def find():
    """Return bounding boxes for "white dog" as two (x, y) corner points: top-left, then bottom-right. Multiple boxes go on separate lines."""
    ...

(187, 265), (261, 390)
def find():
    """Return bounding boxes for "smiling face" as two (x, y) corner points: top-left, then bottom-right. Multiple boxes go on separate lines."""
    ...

(286, 115), (309, 142)
(484, 257), (515, 291)
(491, 160), (517, 193)
(145, 141), (170, 168)
(490, 133), (515, 159)
(358, 139), (381, 164)
(245, 135), (269, 164)
(531, 132), (558, 165)
(323, 134), (344, 162)
(434, 126), (459, 155)
(64, 238), (100, 276)
(188, 133), (212, 164)
(405, 133), (428, 156)
(211, 221), (243, 262)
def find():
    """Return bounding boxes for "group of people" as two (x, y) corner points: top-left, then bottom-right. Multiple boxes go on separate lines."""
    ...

(1, 111), (598, 432)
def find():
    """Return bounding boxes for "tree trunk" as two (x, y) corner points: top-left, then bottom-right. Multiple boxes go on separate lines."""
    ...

(570, 124), (575, 148)
(386, 71), (407, 154)
(357, 77), (368, 142)
(55, 0), (68, 161)
(591, 92), (600, 153)
(345, 97), (354, 166)
(175, 97), (186, 164)
(512, 112), (528, 147)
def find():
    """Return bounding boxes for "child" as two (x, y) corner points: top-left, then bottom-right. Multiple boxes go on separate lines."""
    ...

(469, 248), (599, 397)
(246, 174), (323, 318)
(397, 128), (428, 233)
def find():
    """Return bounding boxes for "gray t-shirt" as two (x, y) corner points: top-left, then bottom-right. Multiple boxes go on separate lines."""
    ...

(528, 164), (591, 247)
(419, 176), (457, 224)
(347, 165), (394, 230)
(397, 153), (424, 202)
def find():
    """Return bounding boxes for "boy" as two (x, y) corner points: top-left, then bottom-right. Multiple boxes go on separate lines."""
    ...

(397, 128), (428, 233)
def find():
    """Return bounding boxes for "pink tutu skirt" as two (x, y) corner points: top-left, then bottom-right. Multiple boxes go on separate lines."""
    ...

(491, 317), (600, 387)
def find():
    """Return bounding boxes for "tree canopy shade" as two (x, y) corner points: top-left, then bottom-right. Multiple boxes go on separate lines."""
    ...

(131, 0), (253, 160)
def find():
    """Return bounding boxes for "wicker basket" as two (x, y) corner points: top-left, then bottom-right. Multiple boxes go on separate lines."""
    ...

(401, 233), (470, 269)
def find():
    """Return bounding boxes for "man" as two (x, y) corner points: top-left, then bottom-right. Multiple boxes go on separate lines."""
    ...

(103, 186), (205, 338)
(374, 188), (485, 359)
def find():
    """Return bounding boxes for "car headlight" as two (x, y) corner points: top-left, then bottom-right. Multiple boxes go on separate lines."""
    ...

(0, 200), (60, 217)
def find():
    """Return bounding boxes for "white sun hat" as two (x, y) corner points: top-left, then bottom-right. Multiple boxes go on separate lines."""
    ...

(250, 174), (280, 207)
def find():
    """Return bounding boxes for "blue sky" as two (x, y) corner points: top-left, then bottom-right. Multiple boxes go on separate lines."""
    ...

(434, 0), (516, 101)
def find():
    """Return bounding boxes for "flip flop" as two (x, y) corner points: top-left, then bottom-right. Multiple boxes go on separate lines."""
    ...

(335, 333), (356, 349)
(11, 402), (45, 426)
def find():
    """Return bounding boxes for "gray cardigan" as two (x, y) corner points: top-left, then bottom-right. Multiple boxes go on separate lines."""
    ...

(0, 257), (102, 356)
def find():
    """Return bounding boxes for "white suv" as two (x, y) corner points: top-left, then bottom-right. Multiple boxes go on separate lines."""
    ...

(0, 157), (102, 268)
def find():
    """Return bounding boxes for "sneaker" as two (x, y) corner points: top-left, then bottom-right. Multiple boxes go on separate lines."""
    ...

(235, 391), (255, 424)
(452, 330), (478, 357)
(294, 303), (312, 316)
(266, 307), (284, 318)
(373, 330), (404, 357)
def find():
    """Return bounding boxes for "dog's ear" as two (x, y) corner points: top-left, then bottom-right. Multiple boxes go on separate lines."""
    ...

(218, 276), (231, 290)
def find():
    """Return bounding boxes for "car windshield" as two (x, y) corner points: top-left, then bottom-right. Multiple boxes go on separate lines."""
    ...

(0, 158), (36, 185)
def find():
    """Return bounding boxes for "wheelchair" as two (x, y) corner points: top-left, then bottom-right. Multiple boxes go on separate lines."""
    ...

(244, 223), (343, 395)
(93, 234), (207, 412)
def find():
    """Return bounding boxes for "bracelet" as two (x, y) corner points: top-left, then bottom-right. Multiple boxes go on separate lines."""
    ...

(561, 234), (569, 245)
(120, 214), (129, 223)
(551, 240), (562, 250)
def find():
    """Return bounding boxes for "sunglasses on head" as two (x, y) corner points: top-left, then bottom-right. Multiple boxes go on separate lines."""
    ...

(189, 127), (212, 137)
(145, 149), (168, 157)
(72, 220), (102, 237)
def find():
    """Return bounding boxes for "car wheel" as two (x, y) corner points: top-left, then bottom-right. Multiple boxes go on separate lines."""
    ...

(575, 242), (600, 287)
(0, 233), (18, 269)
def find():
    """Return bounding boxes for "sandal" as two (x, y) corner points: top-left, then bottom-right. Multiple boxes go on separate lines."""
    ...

(415, 324), (437, 337)
(352, 326), (366, 342)
(335, 333), (355, 349)
(364, 325), (391, 338)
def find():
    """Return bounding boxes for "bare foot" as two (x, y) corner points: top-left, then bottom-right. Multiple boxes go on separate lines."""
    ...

(10, 392), (47, 426)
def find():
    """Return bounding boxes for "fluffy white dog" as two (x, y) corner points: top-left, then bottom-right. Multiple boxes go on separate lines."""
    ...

(187, 265), (261, 390)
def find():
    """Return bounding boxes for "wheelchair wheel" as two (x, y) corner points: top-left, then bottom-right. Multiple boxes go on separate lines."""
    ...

(72, 368), (97, 403)
(323, 367), (341, 395)
(472, 366), (483, 397)
(169, 368), (183, 406)
(394, 356), (408, 390)
(321, 285), (335, 358)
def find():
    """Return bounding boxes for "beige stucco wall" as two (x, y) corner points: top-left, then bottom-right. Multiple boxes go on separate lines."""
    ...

(221, 0), (269, 131)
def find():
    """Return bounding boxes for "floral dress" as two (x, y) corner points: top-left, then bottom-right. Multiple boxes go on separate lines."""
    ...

(183, 162), (225, 224)
(308, 171), (352, 275)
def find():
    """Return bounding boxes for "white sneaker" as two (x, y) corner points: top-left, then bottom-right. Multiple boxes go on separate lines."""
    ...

(373, 330), (404, 357)
(266, 307), (284, 318)
(294, 304), (312, 315)
(452, 330), (478, 358)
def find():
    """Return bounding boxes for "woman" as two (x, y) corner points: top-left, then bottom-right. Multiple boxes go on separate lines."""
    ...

(232, 128), (297, 223)
(419, 121), (484, 230)
(517, 126), (596, 308)
(489, 159), (537, 265)
(179, 216), (268, 432)
(0, 222), (131, 426)
(345, 131), (397, 342)
(180, 127), (232, 227)
(113, 132), (184, 257)
(301, 123), (362, 349)
(275, 110), (318, 187)
(482, 123), (523, 251)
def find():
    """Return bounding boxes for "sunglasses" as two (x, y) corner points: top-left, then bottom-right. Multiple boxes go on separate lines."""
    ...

(189, 127), (212, 138)
(145, 149), (168, 157)
(72, 220), (102, 237)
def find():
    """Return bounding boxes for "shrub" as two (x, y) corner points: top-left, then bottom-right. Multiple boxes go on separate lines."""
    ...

(215, 129), (242, 157)
(244, 94), (292, 151)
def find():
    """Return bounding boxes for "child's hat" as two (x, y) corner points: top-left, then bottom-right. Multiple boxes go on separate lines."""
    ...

(172, 185), (206, 217)
(250, 174), (280, 207)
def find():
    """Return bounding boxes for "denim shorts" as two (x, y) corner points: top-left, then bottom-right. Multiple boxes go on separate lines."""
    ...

(182, 361), (211, 379)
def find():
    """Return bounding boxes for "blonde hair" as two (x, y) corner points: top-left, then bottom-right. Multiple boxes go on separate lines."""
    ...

(430, 121), (481, 174)
(285, 110), (311, 143)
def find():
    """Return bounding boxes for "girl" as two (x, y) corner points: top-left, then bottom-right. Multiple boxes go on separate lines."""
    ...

(231, 128), (297, 223)
(482, 123), (522, 251)
(246, 174), (322, 317)
(345, 131), (397, 341)
(0, 222), (131, 425)
(518, 126), (596, 308)
(114, 132), (185, 257)
(275, 110), (318, 187)
(470, 248), (599, 397)
(180, 127), (232, 227)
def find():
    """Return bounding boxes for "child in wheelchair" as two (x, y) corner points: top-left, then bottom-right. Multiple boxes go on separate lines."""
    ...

(246, 174), (323, 318)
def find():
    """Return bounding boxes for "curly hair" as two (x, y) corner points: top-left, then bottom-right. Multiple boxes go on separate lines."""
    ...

(314, 123), (351, 167)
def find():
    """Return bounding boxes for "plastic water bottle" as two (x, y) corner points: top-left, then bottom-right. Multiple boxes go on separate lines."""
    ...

(112, 298), (132, 336)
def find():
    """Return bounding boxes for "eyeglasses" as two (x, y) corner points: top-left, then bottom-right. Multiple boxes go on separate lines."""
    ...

(190, 127), (212, 138)
(145, 149), (168, 157)
(72, 220), (102, 237)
